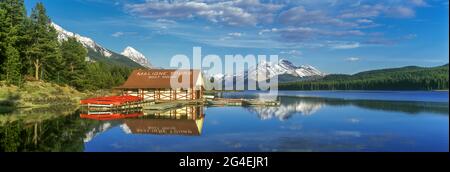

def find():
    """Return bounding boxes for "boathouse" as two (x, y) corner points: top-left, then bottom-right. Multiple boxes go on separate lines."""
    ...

(116, 69), (205, 101)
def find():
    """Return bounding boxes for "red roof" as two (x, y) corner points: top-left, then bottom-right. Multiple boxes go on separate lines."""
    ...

(116, 69), (203, 89)
(80, 96), (143, 105)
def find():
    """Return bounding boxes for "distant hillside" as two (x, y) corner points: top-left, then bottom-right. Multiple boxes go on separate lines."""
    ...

(87, 49), (143, 68)
(279, 64), (449, 90)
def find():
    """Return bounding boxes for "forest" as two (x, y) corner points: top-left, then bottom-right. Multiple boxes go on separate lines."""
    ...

(279, 64), (449, 90)
(0, 0), (133, 91)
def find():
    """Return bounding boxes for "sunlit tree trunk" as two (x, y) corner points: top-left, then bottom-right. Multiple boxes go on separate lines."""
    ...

(33, 58), (41, 80)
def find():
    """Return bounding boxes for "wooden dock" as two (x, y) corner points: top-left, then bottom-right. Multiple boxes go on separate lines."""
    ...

(81, 96), (279, 112)
(143, 100), (204, 111)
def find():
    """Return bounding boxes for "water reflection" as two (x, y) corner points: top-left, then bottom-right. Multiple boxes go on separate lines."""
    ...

(80, 106), (205, 137)
(0, 91), (448, 152)
(124, 106), (204, 136)
(80, 111), (144, 121)
(247, 96), (449, 121)
(0, 106), (109, 152)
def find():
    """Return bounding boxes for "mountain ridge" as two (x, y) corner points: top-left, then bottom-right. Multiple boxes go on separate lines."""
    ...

(52, 23), (146, 68)
(279, 63), (449, 90)
(209, 59), (325, 86)
(121, 46), (152, 68)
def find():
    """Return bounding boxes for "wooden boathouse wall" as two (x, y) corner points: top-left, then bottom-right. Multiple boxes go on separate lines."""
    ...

(116, 69), (205, 101)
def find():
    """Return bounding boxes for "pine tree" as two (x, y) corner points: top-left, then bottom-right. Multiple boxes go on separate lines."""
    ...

(0, 0), (27, 83)
(5, 44), (21, 85)
(0, 0), (26, 26)
(60, 37), (87, 88)
(0, 7), (7, 76)
(28, 2), (60, 81)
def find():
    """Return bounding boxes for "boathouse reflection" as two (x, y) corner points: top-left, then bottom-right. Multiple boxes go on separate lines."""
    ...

(79, 106), (205, 136)
(123, 106), (205, 136)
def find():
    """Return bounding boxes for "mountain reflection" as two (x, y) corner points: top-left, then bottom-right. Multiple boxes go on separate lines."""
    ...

(246, 96), (449, 121)
(249, 100), (324, 121)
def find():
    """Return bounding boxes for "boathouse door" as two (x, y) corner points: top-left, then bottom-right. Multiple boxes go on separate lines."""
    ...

(196, 90), (201, 99)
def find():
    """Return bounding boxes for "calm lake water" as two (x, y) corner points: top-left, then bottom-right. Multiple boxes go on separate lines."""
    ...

(0, 91), (448, 152)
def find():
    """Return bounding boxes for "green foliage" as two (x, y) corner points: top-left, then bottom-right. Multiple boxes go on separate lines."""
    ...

(0, 0), (27, 81)
(4, 45), (22, 85)
(0, 1), (136, 91)
(81, 62), (132, 91)
(279, 64), (450, 90)
(27, 2), (61, 81)
(59, 37), (87, 88)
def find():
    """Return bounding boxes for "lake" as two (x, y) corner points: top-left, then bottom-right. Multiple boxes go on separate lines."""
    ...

(0, 91), (448, 152)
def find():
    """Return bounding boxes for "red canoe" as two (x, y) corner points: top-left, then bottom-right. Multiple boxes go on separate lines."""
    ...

(80, 96), (143, 106)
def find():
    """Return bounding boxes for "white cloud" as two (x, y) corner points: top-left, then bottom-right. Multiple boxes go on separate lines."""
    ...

(111, 31), (138, 38)
(280, 50), (303, 56)
(112, 32), (124, 37)
(345, 57), (361, 62)
(124, 0), (283, 26)
(228, 32), (243, 37)
(357, 19), (373, 23)
(279, 6), (358, 28)
(385, 6), (416, 18)
(156, 19), (177, 24)
(265, 27), (365, 43)
(330, 42), (361, 49)
(409, 0), (429, 7)
(117, 0), (429, 48)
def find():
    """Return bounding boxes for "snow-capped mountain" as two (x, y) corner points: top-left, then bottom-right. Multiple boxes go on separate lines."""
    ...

(246, 59), (325, 81)
(209, 59), (325, 86)
(52, 23), (112, 58)
(51, 23), (147, 68)
(121, 46), (152, 68)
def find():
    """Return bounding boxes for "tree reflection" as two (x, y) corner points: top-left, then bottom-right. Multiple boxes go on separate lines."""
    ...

(0, 106), (114, 152)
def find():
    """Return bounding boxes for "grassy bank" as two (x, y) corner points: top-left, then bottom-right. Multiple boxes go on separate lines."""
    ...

(0, 81), (111, 109)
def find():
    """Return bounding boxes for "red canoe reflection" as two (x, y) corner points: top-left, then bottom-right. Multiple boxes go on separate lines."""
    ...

(80, 112), (144, 121)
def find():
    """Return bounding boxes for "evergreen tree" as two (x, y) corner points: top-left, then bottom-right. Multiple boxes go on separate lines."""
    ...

(0, 7), (7, 76)
(0, 0), (27, 83)
(28, 2), (60, 81)
(279, 64), (449, 91)
(4, 44), (21, 85)
(60, 37), (87, 88)
(0, 0), (26, 26)
(0, 1), (135, 90)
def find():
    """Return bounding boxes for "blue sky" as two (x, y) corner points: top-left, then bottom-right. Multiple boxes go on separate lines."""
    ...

(25, 0), (449, 74)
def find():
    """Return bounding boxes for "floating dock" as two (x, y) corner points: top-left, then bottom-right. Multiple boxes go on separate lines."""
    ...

(143, 100), (203, 111)
(80, 95), (280, 112)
